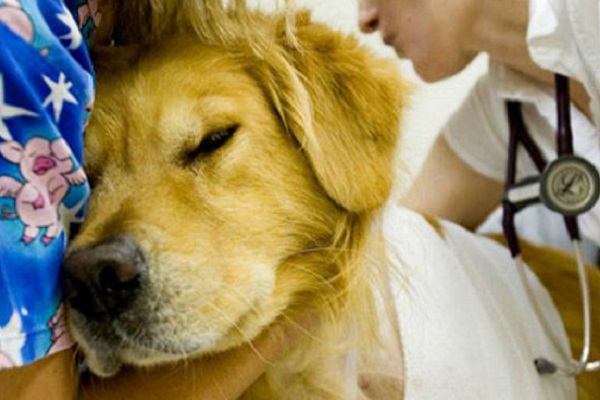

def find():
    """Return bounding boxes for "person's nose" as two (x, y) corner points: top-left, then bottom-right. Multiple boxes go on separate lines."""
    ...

(358, 0), (380, 33)
(63, 236), (145, 318)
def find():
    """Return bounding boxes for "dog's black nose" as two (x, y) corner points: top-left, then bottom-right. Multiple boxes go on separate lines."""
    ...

(63, 236), (145, 317)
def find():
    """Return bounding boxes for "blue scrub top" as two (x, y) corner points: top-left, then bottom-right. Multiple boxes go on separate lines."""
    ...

(0, 0), (95, 367)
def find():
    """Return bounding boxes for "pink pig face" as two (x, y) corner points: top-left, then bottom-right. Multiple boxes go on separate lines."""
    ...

(0, 137), (86, 245)
(2, 137), (74, 186)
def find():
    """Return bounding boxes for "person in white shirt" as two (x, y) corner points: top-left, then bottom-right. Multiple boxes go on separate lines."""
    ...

(355, 2), (599, 399)
(358, 0), (600, 255)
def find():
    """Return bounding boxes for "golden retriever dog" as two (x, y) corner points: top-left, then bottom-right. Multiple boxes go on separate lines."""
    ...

(64, 2), (404, 398)
(62, 1), (599, 399)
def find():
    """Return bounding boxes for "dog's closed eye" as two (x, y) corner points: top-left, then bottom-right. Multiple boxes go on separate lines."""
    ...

(183, 124), (239, 163)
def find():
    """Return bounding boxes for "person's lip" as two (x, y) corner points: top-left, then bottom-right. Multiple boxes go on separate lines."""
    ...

(382, 32), (396, 46)
(382, 32), (406, 57)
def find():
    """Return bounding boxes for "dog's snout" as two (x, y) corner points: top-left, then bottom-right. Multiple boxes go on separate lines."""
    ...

(63, 236), (145, 317)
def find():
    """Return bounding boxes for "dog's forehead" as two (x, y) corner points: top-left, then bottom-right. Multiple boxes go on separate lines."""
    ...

(88, 40), (281, 170)
(138, 40), (251, 91)
(97, 44), (261, 122)
(130, 43), (265, 117)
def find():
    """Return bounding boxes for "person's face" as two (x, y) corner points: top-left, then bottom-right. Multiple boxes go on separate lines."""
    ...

(358, 0), (477, 82)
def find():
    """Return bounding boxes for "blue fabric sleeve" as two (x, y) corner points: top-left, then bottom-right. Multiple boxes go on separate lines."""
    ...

(0, 0), (95, 368)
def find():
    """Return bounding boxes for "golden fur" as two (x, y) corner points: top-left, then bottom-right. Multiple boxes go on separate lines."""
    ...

(421, 214), (445, 239)
(67, 1), (600, 398)
(69, 2), (405, 398)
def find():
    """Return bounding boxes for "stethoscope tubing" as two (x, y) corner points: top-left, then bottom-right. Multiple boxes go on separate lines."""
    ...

(503, 75), (599, 376)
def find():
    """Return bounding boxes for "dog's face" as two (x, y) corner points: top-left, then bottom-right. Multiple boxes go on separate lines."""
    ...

(64, 14), (404, 377)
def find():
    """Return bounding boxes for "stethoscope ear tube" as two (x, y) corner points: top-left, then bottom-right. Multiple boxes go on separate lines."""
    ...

(503, 74), (599, 376)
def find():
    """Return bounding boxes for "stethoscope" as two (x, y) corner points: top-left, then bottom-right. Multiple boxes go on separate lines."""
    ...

(503, 74), (599, 376)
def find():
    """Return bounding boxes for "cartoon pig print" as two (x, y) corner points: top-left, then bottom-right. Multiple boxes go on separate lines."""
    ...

(0, 137), (86, 245)
(0, 0), (34, 43)
(77, 0), (101, 28)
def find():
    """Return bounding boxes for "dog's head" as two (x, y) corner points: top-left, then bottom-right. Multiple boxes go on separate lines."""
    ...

(64, 3), (405, 377)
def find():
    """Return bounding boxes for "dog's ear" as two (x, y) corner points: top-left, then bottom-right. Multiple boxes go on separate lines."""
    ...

(254, 13), (406, 212)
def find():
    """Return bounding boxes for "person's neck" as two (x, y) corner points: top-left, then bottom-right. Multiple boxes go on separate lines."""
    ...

(464, 0), (592, 120)
(466, 0), (534, 75)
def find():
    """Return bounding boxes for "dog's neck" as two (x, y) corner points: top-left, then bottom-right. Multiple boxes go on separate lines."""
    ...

(243, 219), (405, 399)
(245, 321), (361, 399)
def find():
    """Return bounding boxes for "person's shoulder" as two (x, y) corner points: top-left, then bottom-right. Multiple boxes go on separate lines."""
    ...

(447, 63), (507, 126)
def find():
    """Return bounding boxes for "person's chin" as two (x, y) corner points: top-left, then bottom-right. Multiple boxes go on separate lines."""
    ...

(384, 37), (407, 60)
(412, 57), (468, 83)
(386, 39), (469, 82)
(414, 65), (451, 83)
(413, 49), (477, 83)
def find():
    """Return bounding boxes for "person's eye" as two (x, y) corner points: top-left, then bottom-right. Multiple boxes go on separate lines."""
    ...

(184, 125), (239, 162)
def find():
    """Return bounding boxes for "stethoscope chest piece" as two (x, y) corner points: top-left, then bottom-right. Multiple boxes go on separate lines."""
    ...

(504, 75), (600, 375)
(540, 155), (600, 216)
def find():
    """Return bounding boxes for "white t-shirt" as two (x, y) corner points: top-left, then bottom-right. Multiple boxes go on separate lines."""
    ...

(443, 0), (600, 249)
(384, 206), (576, 400)
(528, 0), (600, 131)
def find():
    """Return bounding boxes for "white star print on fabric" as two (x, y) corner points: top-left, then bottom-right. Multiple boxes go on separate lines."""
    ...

(0, 311), (25, 367)
(0, 74), (37, 141)
(57, 5), (82, 50)
(42, 72), (78, 122)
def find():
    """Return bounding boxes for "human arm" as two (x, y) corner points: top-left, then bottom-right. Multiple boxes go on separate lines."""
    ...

(80, 315), (316, 400)
(0, 350), (78, 400)
(0, 316), (307, 400)
(401, 134), (504, 230)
